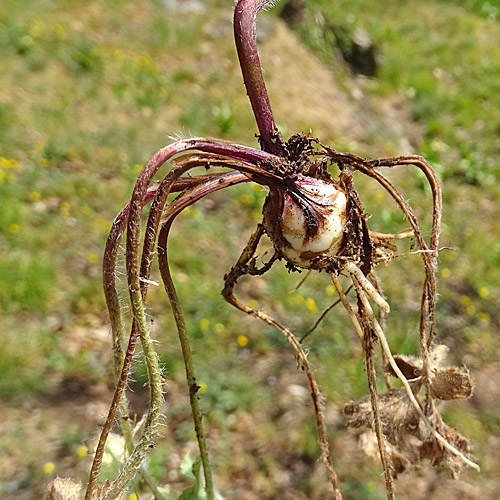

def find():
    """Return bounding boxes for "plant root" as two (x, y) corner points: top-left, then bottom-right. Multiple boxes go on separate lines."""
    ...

(223, 225), (342, 500)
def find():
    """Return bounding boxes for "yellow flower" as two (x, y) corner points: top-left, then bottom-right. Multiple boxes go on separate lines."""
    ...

(54, 22), (68, 40)
(305, 298), (318, 314)
(239, 193), (254, 204)
(77, 446), (88, 458)
(87, 252), (99, 263)
(479, 287), (489, 299)
(293, 294), (304, 305)
(466, 305), (476, 316)
(198, 383), (208, 393)
(460, 295), (471, 306)
(60, 201), (70, 217)
(237, 335), (248, 347)
(9, 223), (20, 233)
(248, 299), (258, 309)
(181, 207), (200, 217)
(91, 218), (112, 230)
(128, 494), (138, 500)
(374, 192), (384, 204)
(440, 268), (451, 278)
(0, 157), (17, 169)
(478, 312), (491, 322)
(29, 191), (41, 202)
(251, 209), (261, 220)
(214, 323), (225, 334)
(326, 284), (335, 296)
(43, 462), (55, 474)
(29, 18), (45, 39)
(199, 318), (210, 330)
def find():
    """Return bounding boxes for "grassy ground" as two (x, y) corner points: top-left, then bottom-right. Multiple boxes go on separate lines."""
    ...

(0, 0), (499, 499)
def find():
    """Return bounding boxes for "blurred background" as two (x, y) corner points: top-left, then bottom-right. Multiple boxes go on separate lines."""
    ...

(1, 0), (499, 498)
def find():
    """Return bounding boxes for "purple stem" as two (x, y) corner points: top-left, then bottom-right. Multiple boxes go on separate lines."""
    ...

(126, 138), (276, 299)
(234, 0), (286, 156)
(88, 138), (276, 499)
(163, 172), (248, 220)
(94, 140), (266, 499)
(126, 138), (277, 285)
(152, 170), (249, 499)
(118, 138), (276, 494)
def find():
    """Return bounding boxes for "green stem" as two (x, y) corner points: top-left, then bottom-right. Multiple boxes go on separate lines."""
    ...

(102, 297), (164, 500)
(119, 401), (170, 500)
(101, 193), (165, 499)
(158, 220), (215, 500)
(86, 186), (166, 500)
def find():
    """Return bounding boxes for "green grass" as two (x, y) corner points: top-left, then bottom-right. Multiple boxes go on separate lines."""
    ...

(1, 0), (500, 499)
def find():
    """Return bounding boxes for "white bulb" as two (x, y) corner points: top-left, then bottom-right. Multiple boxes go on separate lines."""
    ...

(275, 176), (348, 268)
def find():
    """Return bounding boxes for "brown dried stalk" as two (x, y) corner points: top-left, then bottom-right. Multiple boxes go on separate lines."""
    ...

(330, 274), (395, 498)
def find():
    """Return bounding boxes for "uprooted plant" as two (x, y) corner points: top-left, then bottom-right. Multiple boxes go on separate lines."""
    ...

(48, 1), (479, 499)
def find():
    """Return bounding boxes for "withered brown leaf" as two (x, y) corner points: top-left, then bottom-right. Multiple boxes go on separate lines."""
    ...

(44, 478), (126, 500)
(431, 366), (473, 400)
(385, 354), (423, 380)
(44, 479), (81, 500)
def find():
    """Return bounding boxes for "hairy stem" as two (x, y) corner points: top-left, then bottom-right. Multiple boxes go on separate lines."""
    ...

(87, 139), (277, 499)
(151, 168), (252, 499)
(234, 0), (286, 156)
(138, 146), (285, 497)
(158, 219), (215, 500)
(90, 175), (225, 498)
(86, 187), (158, 500)
(101, 295), (164, 500)
(119, 404), (170, 500)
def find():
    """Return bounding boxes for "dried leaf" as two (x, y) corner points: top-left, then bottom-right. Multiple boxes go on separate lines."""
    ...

(419, 436), (444, 465)
(390, 448), (412, 476)
(345, 385), (475, 478)
(385, 354), (423, 380)
(90, 481), (127, 500)
(443, 425), (471, 478)
(357, 431), (413, 477)
(44, 478), (81, 500)
(431, 366), (473, 400)
(345, 388), (420, 440)
(385, 345), (450, 380)
(419, 424), (471, 478)
(430, 344), (449, 366)
(344, 398), (370, 428)
(46, 480), (128, 500)
(358, 431), (380, 460)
